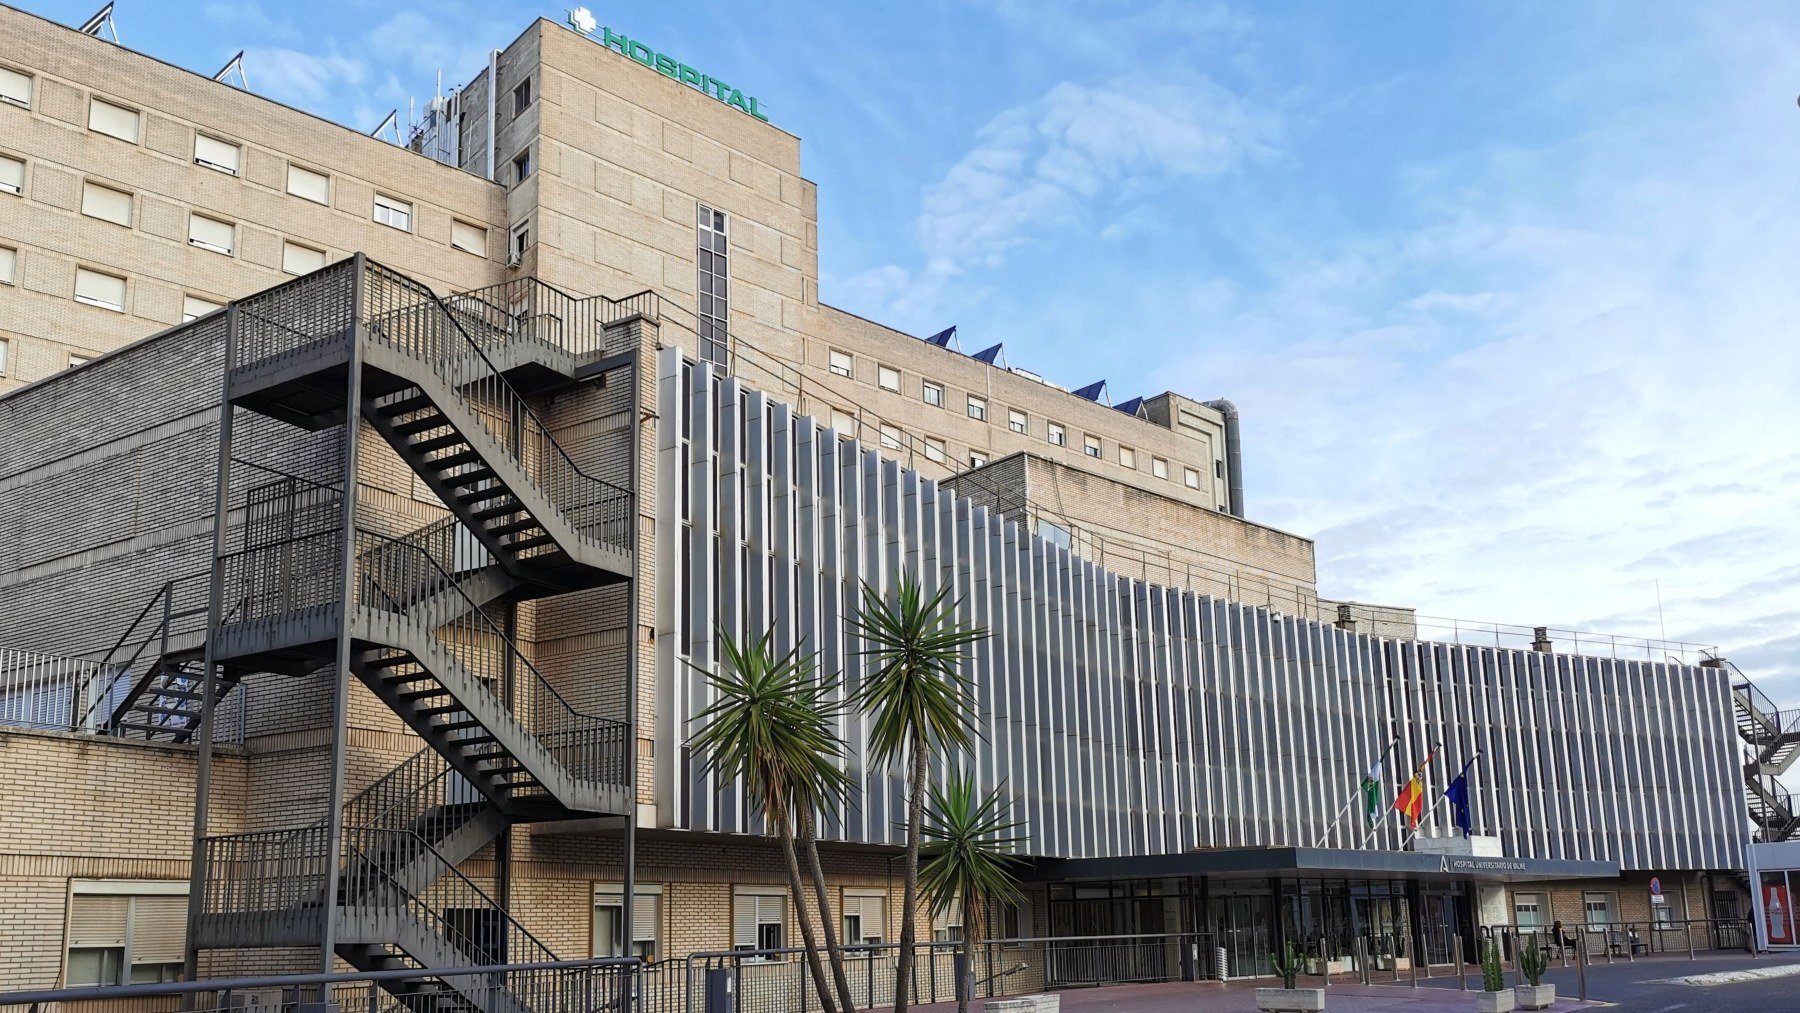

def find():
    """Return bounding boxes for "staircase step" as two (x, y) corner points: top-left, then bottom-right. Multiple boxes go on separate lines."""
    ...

(433, 450), (484, 470)
(489, 519), (542, 537)
(508, 535), (556, 552)
(472, 503), (524, 521)
(439, 718), (486, 731)
(444, 468), (500, 490)
(381, 672), (435, 686)
(420, 704), (466, 717)
(411, 433), (467, 454)
(368, 654), (414, 669)
(378, 394), (434, 417)
(398, 688), (449, 703)
(133, 704), (198, 717)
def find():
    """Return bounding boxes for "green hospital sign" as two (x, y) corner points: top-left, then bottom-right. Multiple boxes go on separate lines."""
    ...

(566, 7), (770, 123)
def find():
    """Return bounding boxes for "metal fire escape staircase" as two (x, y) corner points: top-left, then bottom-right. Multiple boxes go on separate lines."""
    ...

(187, 260), (645, 1011)
(1732, 673), (1800, 842)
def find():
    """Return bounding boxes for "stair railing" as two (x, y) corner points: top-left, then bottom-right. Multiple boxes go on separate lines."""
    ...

(354, 529), (630, 793)
(344, 745), (484, 845)
(360, 263), (633, 555)
(74, 571), (216, 733)
(449, 276), (659, 360)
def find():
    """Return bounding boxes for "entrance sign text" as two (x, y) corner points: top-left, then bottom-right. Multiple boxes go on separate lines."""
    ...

(566, 8), (770, 123)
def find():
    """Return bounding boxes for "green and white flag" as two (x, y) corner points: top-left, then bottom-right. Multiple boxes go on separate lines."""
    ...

(1361, 760), (1383, 824)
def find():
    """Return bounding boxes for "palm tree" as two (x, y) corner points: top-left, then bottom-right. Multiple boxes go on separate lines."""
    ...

(919, 774), (1027, 1013)
(687, 628), (849, 1013)
(850, 577), (989, 1013)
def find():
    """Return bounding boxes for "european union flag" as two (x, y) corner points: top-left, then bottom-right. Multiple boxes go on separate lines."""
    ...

(1445, 771), (1473, 838)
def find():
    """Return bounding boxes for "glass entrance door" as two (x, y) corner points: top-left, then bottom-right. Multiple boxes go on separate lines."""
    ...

(1217, 892), (1276, 978)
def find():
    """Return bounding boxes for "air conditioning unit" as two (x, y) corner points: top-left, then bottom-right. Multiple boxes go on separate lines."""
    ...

(506, 251), (522, 268)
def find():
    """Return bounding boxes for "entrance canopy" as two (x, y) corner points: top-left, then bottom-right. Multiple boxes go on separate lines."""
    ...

(1029, 846), (1620, 884)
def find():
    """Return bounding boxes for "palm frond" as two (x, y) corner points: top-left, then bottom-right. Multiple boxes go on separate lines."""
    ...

(918, 773), (1028, 920)
(848, 577), (990, 766)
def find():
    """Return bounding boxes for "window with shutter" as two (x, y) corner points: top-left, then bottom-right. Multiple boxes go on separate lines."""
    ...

(933, 897), (964, 942)
(0, 245), (15, 286)
(81, 183), (132, 226)
(287, 164), (329, 204)
(73, 268), (125, 311)
(0, 154), (22, 196)
(68, 894), (129, 948)
(183, 295), (223, 322)
(591, 885), (660, 960)
(0, 66), (30, 107)
(0, 338), (9, 375)
(128, 895), (187, 966)
(194, 135), (240, 175)
(451, 220), (487, 256)
(282, 242), (325, 275)
(842, 892), (886, 946)
(88, 99), (140, 143)
(733, 889), (786, 957)
(188, 215), (234, 255)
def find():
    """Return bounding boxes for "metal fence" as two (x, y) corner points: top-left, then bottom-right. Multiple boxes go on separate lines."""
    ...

(0, 646), (247, 743)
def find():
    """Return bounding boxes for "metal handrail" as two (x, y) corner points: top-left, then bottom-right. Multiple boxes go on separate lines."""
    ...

(73, 571), (212, 731)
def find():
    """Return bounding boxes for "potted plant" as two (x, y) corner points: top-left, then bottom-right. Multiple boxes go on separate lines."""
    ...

(1515, 932), (1555, 1010)
(1476, 938), (1515, 1012)
(1256, 941), (1326, 1012)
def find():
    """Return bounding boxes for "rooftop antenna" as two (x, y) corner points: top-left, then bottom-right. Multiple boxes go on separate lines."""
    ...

(369, 109), (400, 143)
(78, 2), (121, 43)
(212, 51), (248, 90)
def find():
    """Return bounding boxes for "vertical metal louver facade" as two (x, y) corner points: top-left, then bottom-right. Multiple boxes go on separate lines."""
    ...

(655, 349), (1747, 871)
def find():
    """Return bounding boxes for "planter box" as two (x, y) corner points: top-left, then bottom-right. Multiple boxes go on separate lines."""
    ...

(1476, 989), (1517, 1013)
(1515, 984), (1556, 1010)
(1255, 987), (1326, 1012)
(984, 996), (1059, 1013)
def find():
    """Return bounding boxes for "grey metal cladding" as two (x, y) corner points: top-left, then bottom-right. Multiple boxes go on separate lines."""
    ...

(655, 348), (1748, 870)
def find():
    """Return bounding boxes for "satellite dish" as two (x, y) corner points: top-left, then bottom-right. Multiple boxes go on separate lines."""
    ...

(569, 6), (598, 34)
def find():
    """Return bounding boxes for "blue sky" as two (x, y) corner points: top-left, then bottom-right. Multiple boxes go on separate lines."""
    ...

(24, 1), (1800, 697)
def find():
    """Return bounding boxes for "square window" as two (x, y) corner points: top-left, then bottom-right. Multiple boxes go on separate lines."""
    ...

(182, 295), (223, 322)
(0, 245), (14, 286)
(1152, 457), (1169, 479)
(923, 381), (944, 408)
(451, 220), (487, 256)
(67, 885), (188, 988)
(879, 423), (901, 450)
(513, 78), (533, 115)
(1084, 435), (1102, 459)
(513, 149), (533, 184)
(1184, 467), (1201, 490)
(1008, 409), (1027, 434)
(81, 182), (132, 226)
(282, 241), (326, 275)
(593, 885), (659, 961)
(88, 98), (140, 143)
(969, 452), (988, 468)
(0, 66), (31, 107)
(831, 409), (857, 437)
(1119, 446), (1136, 469)
(843, 893), (886, 947)
(878, 365), (901, 392)
(373, 194), (413, 232)
(0, 154), (23, 196)
(188, 214), (234, 255)
(1513, 892), (1545, 929)
(73, 267), (125, 311)
(967, 396), (987, 421)
(734, 892), (787, 957)
(828, 349), (853, 377)
(1047, 422), (1066, 447)
(193, 135), (240, 175)
(287, 164), (329, 204)
(925, 437), (947, 464)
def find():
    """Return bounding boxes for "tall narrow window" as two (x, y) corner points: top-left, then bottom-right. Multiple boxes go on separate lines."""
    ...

(513, 149), (532, 184)
(510, 220), (532, 262)
(0, 337), (10, 374)
(513, 78), (533, 114)
(0, 154), (23, 196)
(0, 66), (30, 108)
(1152, 457), (1169, 479)
(1083, 434), (1102, 459)
(1119, 446), (1136, 469)
(697, 204), (729, 368)
(0, 245), (14, 285)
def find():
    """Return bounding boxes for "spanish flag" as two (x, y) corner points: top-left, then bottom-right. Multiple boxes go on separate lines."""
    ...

(1393, 775), (1426, 829)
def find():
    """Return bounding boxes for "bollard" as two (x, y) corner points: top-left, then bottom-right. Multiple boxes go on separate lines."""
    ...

(1687, 920), (1696, 960)
(1626, 923), (1636, 963)
(1576, 933), (1588, 1002)
(1355, 937), (1369, 986)
(1409, 948), (1418, 989)
(1320, 937), (1329, 991)
(1455, 934), (1466, 991)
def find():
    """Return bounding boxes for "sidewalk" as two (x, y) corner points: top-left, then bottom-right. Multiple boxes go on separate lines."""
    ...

(912, 979), (1602, 1012)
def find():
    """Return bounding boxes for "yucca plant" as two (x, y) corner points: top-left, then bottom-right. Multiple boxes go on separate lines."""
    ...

(687, 628), (851, 1013)
(919, 774), (1026, 1013)
(1480, 937), (1505, 993)
(1269, 940), (1303, 990)
(1518, 931), (1545, 987)
(850, 577), (989, 1013)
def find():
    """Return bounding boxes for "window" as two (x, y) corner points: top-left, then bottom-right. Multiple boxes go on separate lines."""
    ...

(73, 268), (125, 311)
(0, 337), (9, 375)
(1152, 457), (1169, 479)
(1513, 892), (1545, 929)
(933, 897), (963, 943)
(187, 214), (234, 255)
(1001, 899), (1033, 942)
(451, 220), (487, 256)
(828, 349), (853, 377)
(593, 885), (659, 961)
(697, 205), (729, 367)
(0, 66), (30, 107)
(88, 98), (140, 143)
(193, 135), (240, 175)
(287, 164), (329, 204)
(0, 154), (22, 196)
(878, 365), (901, 392)
(879, 423), (901, 450)
(1083, 435), (1102, 459)
(510, 220), (533, 262)
(1583, 892), (1616, 925)
(1047, 422), (1066, 447)
(513, 149), (532, 184)
(66, 882), (187, 986)
(68, 353), (89, 368)
(1008, 409), (1027, 435)
(830, 410), (857, 438)
(1119, 446), (1136, 469)
(1216, 459), (1225, 478)
(0, 245), (14, 286)
(922, 381), (944, 408)
(182, 295), (223, 322)
(282, 241), (325, 275)
(513, 78), (533, 114)
(967, 396), (987, 421)
(1184, 467), (1201, 490)
(81, 182), (132, 227)
(924, 437), (947, 464)
(1037, 520), (1071, 550)
(373, 194), (413, 232)
(969, 452), (988, 468)
(734, 889), (786, 955)
(843, 891), (886, 947)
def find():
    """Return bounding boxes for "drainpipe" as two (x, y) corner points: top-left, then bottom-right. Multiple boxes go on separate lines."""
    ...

(486, 49), (499, 180)
(1202, 398), (1244, 518)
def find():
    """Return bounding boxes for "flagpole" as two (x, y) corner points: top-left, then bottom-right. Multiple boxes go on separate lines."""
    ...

(1363, 740), (1442, 849)
(1399, 754), (1480, 849)
(1313, 733), (1401, 848)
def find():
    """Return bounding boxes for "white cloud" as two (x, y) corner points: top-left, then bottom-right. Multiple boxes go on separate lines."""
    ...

(245, 47), (368, 107)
